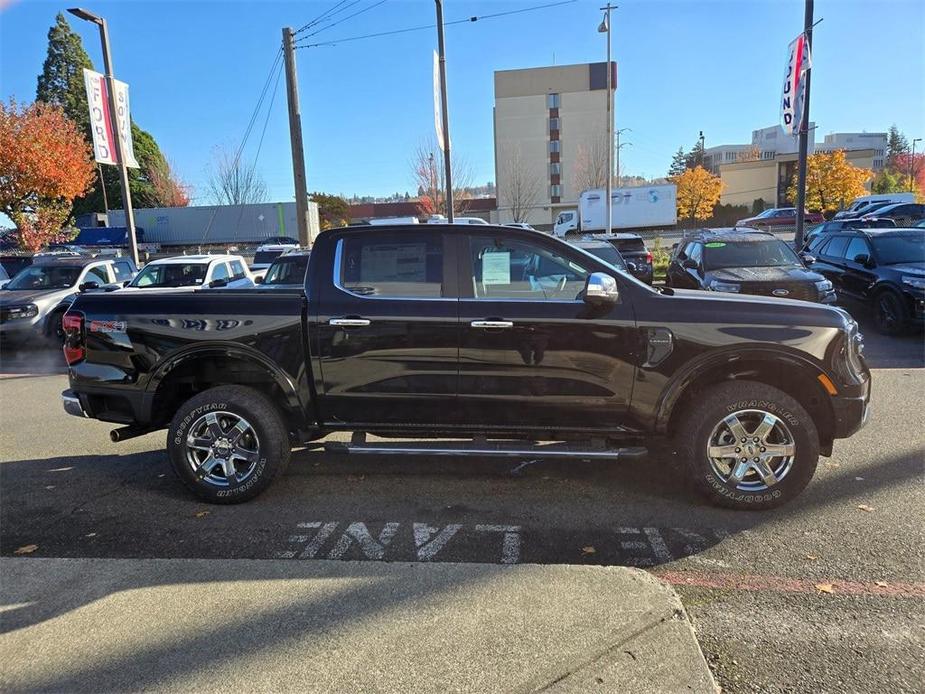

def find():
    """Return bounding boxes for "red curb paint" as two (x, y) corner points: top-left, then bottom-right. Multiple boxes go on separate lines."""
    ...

(652, 569), (925, 598)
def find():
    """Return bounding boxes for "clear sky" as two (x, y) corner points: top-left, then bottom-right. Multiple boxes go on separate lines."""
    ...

(1, 0), (923, 206)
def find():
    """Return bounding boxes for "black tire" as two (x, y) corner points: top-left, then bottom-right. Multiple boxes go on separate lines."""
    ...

(674, 381), (819, 510)
(45, 309), (67, 344)
(167, 385), (291, 504)
(873, 289), (909, 336)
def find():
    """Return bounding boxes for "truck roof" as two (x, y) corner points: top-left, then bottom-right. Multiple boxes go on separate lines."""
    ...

(146, 254), (244, 265)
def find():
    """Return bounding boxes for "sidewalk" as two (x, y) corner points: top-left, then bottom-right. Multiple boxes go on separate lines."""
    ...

(1, 557), (716, 693)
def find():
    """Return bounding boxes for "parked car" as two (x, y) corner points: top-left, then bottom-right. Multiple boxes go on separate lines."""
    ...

(584, 233), (653, 284)
(667, 229), (835, 303)
(256, 249), (311, 288)
(565, 238), (628, 272)
(0, 255), (136, 344)
(0, 264), (9, 289)
(250, 243), (299, 273)
(0, 254), (33, 280)
(125, 255), (254, 290)
(832, 193), (914, 220)
(426, 215), (489, 225)
(736, 207), (824, 229)
(857, 202), (924, 227)
(504, 223), (538, 231)
(62, 223), (870, 511)
(807, 228), (925, 334)
(257, 236), (299, 246)
(802, 218), (896, 250)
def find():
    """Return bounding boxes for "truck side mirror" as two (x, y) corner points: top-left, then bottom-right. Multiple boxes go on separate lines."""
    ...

(254, 275), (264, 284)
(209, 278), (228, 288)
(78, 281), (99, 292)
(853, 253), (873, 268)
(682, 258), (698, 270)
(583, 272), (619, 306)
(800, 254), (817, 266)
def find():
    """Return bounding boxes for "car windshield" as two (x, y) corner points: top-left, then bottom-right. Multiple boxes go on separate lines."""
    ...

(755, 209), (780, 219)
(131, 263), (208, 288)
(703, 239), (801, 270)
(263, 256), (309, 285)
(578, 245), (626, 270)
(4, 265), (81, 290)
(871, 233), (925, 265)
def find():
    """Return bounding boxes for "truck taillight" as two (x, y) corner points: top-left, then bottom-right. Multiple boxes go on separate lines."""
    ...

(646, 250), (653, 264)
(62, 311), (85, 365)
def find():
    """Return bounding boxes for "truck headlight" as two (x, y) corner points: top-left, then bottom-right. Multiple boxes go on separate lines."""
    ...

(815, 279), (833, 292)
(5, 304), (38, 320)
(709, 280), (740, 293)
(901, 275), (925, 290)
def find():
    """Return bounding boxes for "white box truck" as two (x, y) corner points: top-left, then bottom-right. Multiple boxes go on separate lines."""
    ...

(553, 184), (677, 237)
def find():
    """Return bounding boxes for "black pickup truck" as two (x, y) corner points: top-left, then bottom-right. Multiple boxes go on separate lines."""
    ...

(61, 224), (870, 510)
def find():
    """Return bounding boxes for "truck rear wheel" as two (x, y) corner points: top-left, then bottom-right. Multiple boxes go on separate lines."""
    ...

(166, 385), (291, 504)
(674, 381), (819, 510)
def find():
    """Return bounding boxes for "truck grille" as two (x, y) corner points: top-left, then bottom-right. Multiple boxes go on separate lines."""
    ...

(740, 282), (817, 302)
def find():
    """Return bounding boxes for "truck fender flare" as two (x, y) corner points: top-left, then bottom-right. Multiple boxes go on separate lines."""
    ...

(654, 346), (831, 433)
(145, 343), (304, 415)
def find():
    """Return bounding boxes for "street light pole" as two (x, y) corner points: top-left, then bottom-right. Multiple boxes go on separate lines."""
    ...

(794, 0), (814, 251)
(68, 7), (139, 266)
(434, 0), (454, 222)
(699, 131), (705, 166)
(598, 5), (616, 235)
(911, 138), (922, 193)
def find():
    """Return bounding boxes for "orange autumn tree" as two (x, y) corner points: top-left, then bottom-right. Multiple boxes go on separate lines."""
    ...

(670, 165), (724, 223)
(0, 99), (95, 250)
(787, 150), (871, 214)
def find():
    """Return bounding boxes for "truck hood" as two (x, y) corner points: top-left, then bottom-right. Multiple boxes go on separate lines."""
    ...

(0, 287), (72, 307)
(663, 287), (848, 328)
(706, 265), (822, 283)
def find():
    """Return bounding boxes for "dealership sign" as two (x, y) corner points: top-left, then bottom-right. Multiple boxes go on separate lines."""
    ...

(83, 68), (139, 168)
(780, 33), (812, 136)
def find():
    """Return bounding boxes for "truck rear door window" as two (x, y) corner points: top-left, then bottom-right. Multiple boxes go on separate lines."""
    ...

(339, 233), (443, 298)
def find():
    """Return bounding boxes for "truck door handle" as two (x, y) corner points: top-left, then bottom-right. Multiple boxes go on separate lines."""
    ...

(329, 318), (371, 327)
(471, 320), (514, 329)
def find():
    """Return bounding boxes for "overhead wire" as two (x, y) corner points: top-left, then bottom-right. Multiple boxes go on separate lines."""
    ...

(295, 0), (578, 48)
(293, 0), (358, 36)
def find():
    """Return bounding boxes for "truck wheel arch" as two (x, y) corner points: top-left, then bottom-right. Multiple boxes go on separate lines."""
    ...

(657, 349), (836, 454)
(146, 345), (306, 433)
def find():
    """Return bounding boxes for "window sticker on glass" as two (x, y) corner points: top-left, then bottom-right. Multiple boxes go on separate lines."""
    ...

(482, 252), (511, 285)
(704, 242), (726, 248)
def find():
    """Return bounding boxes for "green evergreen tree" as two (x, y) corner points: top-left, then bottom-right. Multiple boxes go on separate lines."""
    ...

(36, 12), (175, 217)
(886, 125), (909, 170)
(668, 147), (687, 176)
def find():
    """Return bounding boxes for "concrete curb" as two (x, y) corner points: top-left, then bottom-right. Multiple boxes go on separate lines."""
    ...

(1, 557), (716, 693)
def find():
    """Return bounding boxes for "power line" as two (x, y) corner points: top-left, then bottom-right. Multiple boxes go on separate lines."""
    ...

(293, 0), (358, 36)
(298, 0), (389, 38)
(296, 0), (577, 48)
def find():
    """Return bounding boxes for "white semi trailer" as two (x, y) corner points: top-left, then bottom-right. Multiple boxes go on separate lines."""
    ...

(553, 184), (677, 237)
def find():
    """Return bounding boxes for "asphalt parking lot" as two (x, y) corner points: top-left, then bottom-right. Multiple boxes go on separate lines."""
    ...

(1, 314), (923, 692)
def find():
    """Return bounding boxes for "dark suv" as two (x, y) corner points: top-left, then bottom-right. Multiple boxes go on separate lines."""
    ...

(667, 229), (835, 303)
(802, 218), (896, 251)
(856, 203), (924, 227)
(584, 233), (652, 284)
(808, 228), (925, 334)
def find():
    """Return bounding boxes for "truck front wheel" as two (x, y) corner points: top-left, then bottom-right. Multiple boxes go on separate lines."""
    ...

(675, 381), (819, 510)
(167, 385), (291, 504)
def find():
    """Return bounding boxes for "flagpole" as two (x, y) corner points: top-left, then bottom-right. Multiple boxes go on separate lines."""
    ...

(794, 0), (814, 250)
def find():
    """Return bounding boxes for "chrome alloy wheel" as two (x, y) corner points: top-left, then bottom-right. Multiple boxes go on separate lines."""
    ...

(185, 411), (260, 487)
(706, 409), (796, 492)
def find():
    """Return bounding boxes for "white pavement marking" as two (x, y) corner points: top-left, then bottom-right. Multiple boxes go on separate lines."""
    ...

(643, 527), (673, 563)
(413, 523), (463, 561)
(475, 524), (522, 564)
(298, 521), (339, 559)
(327, 522), (400, 560)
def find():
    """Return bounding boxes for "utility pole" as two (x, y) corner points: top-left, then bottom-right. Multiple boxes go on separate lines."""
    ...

(616, 127), (631, 188)
(699, 130), (705, 166)
(794, 0), (814, 251)
(282, 27), (311, 246)
(97, 164), (109, 217)
(434, 1), (454, 222)
(598, 5), (616, 235)
(911, 138), (922, 193)
(68, 8), (139, 266)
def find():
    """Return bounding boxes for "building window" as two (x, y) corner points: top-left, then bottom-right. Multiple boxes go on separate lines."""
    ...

(761, 151), (774, 160)
(547, 93), (560, 108)
(549, 140), (560, 154)
(873, 159), (883, 169)
(550, 184), (561, 198)
(549, 162), (561, 176)
(549, 117), (559, 131)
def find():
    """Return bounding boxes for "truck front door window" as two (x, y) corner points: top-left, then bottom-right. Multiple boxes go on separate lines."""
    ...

(470, 237), (589, 301)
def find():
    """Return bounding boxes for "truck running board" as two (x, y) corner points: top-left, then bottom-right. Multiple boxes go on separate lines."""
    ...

(323, 438), (647, 460)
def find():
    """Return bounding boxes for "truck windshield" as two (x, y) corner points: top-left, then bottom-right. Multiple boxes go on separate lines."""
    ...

(703, 240), (801, 270)
(871, 233), (925, 265)
(4, 265), (81, 290)
(579, 245), (626, 270)
(131, 263), (208, 288)
(264, 256), (309, 285)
